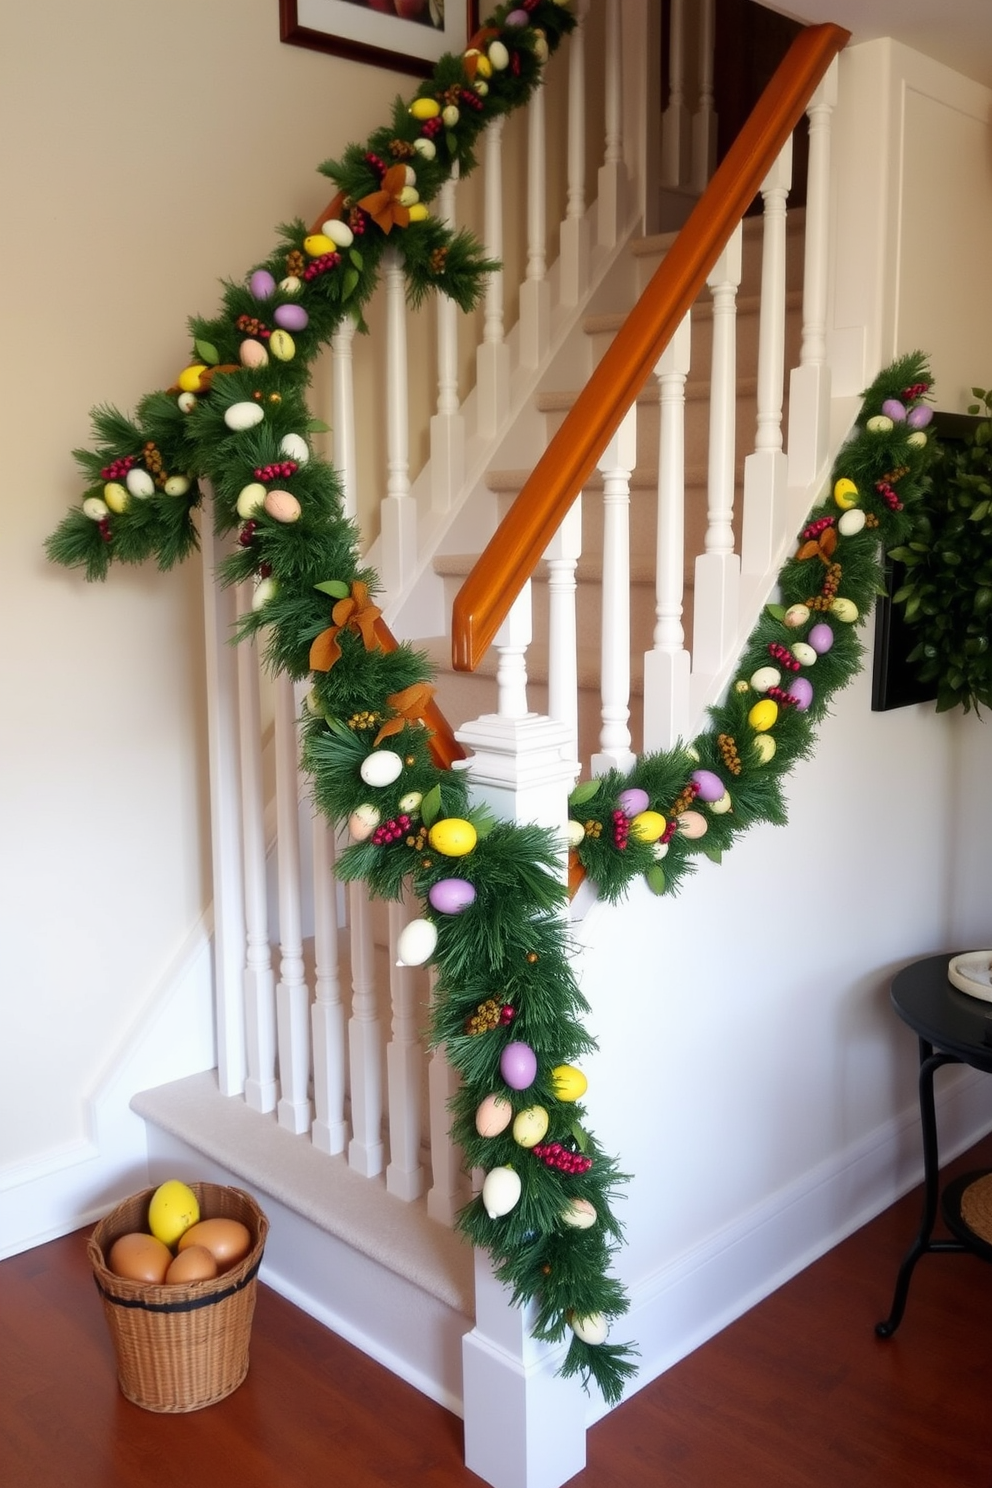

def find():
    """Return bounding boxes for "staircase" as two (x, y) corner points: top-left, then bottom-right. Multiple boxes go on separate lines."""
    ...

(130, 11), (855, 1488)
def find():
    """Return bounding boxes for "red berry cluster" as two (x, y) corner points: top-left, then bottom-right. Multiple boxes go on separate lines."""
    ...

(875, 471), (906, 512)
(100, 454), (136, 481)
(766, 686), (799, 708)
(238, 520), (257, 547)
(347, 206), (368, 236)
(902, 381), (930, 401)
(372, 813), (413, 846)
(611, 809), (629, 850)
(459, 87), (486, 112)
(419, 115), (444, 140)
(236, 314), (270, 339)
(303, 251), (342, 283)
(768, 641), (800, 672)
(254, 461), (299, 482)
(802, 515), (835, 541)
(98, 517), (113, 543)
(533, 1143), (593, 1176)
(365, 152), (387, 180)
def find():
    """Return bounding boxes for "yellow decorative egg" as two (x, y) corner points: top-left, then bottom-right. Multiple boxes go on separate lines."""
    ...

(709, 791), (733, 815)
(830, 597), (859, 623)
(407, 203), (429, 223)
(512, 1105), (549, 1148)
(428, 818), (477, 857)
(753, 734), (777, 764)
(748, 698), (779, 732)
(177, 363), (208, 393)
(303, 233), (334, 257)
(784, 604), (810, 628)
(833, 477), (859, 509)
(551, 1064), (587, 1102)
(148, 1179), (200, 1248)
(164, 475), (190, 497)
(409, 97), (441, 120)
(269, 329), (296, 362)
(103, 481), (128, 513)
(236, 483), (267, 519)
(630, 810), (666, 843)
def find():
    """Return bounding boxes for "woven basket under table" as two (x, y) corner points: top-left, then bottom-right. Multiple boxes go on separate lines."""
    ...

(87, 1182), (269, 1413)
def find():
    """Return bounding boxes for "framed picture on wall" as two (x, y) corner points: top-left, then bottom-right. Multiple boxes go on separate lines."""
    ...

(280, 1), (480, 77)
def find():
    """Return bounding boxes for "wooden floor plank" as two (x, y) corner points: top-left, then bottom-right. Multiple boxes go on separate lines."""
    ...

(2, 1132), (990, 1488)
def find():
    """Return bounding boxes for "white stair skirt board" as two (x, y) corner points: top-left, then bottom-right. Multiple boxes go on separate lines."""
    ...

(134, 1070), (473, 1414)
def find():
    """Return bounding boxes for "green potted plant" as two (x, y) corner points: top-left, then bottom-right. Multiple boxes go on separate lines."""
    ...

(889, 387), (992, 714)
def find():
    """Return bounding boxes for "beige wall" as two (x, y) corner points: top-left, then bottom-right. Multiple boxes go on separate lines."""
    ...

(0, 0), (408, 1165)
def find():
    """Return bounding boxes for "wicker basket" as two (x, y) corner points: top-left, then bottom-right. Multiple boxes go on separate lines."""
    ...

(87, 1182), (268, 1413)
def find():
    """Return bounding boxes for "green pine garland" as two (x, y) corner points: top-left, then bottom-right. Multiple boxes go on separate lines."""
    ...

(44, 0), (939, 1407)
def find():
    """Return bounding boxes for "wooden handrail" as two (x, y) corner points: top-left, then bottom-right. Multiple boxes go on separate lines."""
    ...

(451, 21), (850, 674)
(373, 618), (468, 770)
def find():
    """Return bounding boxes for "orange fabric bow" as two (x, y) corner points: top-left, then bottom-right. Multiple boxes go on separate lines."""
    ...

(796, 527), (838, 564)
(309, 581), (382, 672)
(374, 681), (437, 745)
(358, 164), (411, 235)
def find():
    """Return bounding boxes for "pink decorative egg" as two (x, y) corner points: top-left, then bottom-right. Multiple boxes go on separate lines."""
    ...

(907, 404), (933, 429)
(618, 787), (649, 818)
(263, 489), (301, 523)
(691, 769), (724, 802)
(274, 303), (309, 332)
(807, 622), (834, 655)
(249, 269), (276, 300)
(428, 878), (477, 915)
(881, 398), (907, 422)
(788, 676), (814, 711)
(500, 1041), (537, 1091)
(506, 8), (530, 24)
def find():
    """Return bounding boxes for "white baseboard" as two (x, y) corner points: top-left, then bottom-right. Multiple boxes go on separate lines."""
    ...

(586, 1064), (992, 1424)
(0, 920), (216, 1259)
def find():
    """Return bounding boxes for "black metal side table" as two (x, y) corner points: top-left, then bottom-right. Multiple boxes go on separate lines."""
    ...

(876, 952), (992, 1338)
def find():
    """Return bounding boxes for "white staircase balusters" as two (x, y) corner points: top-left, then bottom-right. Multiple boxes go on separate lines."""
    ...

(238, 593), (277, 1116)
(274, 676), (313, 1135)
(495, 583), (534, 722)
(789, 57), (839, 492)
(347, 879), (384, 1177)
(431, 170), (466, 509)
(386, 892), (425, 1201)
(661, 0), (690, 189)
(692, 222), (743, 685)
(598, 0), (626, 247)
(477, 119), (510, 439)
(643, 312), (692, 752)
(200, 508), (247, 1096)
(560, 0), (590, 305)
(380, 244), (416, 595)
(742, 137), (793, 584)
(520, 78), (550, 368)
(592, 409), (638, 775)
(691, 0), (717, 193)
(331, 316), (357, 518)
(310, 817), (348, 1156)
(426, 1009), (466, 1227)
(545, 499), (583, 764)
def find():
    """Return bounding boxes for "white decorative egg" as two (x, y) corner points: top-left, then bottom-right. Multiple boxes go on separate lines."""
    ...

(784, 604), (810, 628)
(838, 508), (866, 537)
(413, 138), (437, 161)
(561, 1198), (597, 1230)
(321, 218), (354, 249)
(252, 576), (277, 610)
(482, 1167), (522, 1219)
(164, 475), (190, 496)
(570, 1312), (609, 1346)
(709, 791), (733, 815)
(791, 642), (817, 666)
(398, 791), (423, 813)
(359, 750), (404, 788)
(442, 104), (460, 127)
(177, 391), (197, 413)
(566, 819), (585, 848)
(866, 414), (893, 434)
(279, 432), (310, 464)
(278, 275), (302, 296)
(82, 496), (109, 521)
(488, 40), (510, 70)
(236, 484), (267, 519)
(651, 840), (669, 860)
(750, 666), (781, 692)
(396, 918), (437, 967)
(224, 401), (265, 432)
(348, 804), (380, 841)
(126, 468), (155, 499)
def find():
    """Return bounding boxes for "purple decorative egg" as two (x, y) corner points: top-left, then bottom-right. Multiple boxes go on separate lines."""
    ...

(428, 878), (477, 915)
(807, 622), (834, 655)
(691, 769), (725, 803)
(500, 1041), (537, 1091)
(249, 269), (276, 300)
(506, 8), (530, 24)
(618, 787), (649, 818)
(881, 398), (907, 422)
(274, 303), (309, 333)
(788, 676), (814, 711)
(907, 403), (933, 429)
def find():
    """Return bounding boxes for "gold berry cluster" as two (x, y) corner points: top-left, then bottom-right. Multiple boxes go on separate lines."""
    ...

(465, 998), (505, 1035)
(584, 819), (603, 839)
(142, 441), (168, 488)
(430, 247), (449, 275)
(347, 710), (381, 731)
(285, 249), (306, 278)
(717, 733), (742, 775)
(807, 561), (842, 610)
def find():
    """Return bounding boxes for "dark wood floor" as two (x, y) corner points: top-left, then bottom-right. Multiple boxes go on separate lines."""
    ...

(3, 1133), (991, 1488)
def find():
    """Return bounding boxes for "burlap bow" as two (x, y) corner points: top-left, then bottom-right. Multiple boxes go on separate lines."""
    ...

(374, 681), (437, 745)
(309, 581), (382, 672)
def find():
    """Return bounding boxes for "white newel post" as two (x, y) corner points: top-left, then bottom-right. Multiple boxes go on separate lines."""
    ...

(741, 137), (792, 585)
(788, 58), (838, 491)
(454, 597), (586, 1488)
(201, 505), (247, 1096)
(643, 312), (692, 751)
